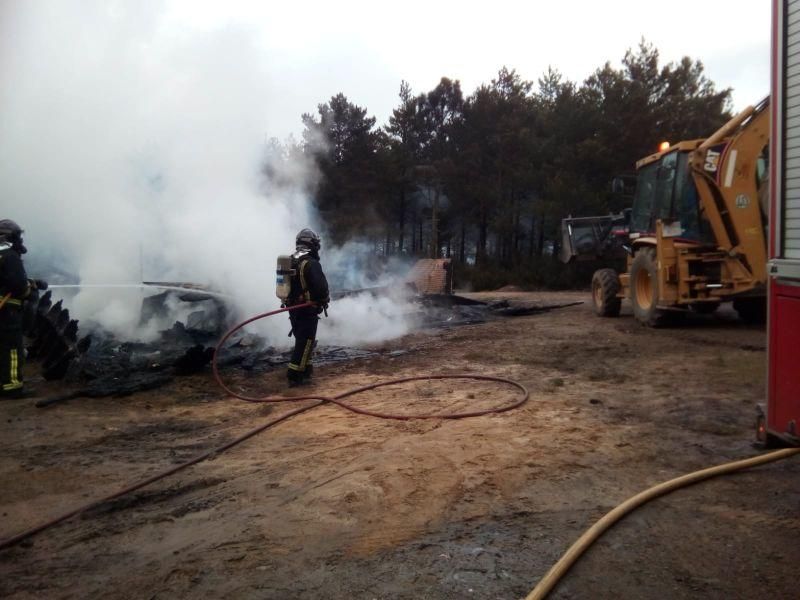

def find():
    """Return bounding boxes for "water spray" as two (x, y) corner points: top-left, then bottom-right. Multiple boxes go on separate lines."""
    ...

(47, 283), (232, 298)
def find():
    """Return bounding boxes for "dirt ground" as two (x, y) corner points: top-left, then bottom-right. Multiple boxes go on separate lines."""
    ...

(1, 291), (798, 600)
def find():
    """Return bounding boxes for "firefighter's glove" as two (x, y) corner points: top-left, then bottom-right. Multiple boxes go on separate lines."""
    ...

(28, 279), (48, 291)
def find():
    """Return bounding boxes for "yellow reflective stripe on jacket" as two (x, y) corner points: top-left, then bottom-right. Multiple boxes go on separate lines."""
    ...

(298, 260), (311, 301)
(0, 291), (27, 310)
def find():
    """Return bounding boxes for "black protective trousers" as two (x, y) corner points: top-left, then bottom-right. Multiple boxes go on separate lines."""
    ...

(0, 308), (24, 395)
(287, 313), (318, 381)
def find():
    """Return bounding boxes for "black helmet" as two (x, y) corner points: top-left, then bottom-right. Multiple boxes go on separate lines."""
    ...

(296, 228), (321, 252)
(0, 219), (26, 253)
(0, 219), (23, 237)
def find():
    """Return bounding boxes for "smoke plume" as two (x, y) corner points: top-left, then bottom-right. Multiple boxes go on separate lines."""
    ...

(0, 1), (413, 347)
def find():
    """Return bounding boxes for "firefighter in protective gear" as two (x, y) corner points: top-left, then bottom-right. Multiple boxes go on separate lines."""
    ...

(286, 228), (329, 387)
(0, 220), (45, 399)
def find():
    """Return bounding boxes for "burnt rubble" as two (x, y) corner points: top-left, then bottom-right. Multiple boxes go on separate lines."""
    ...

(26, 287), (227, 406)
(26, 286), (383, 407)
(25, 290), (92, 381)
(24, 275), (581, 407)
(413, 294), (583, 326)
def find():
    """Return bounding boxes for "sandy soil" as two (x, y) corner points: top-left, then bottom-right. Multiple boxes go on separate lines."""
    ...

(1, 291), (798, 599)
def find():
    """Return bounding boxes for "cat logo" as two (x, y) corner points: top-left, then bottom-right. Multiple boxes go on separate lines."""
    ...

(704, 149), (721, 173)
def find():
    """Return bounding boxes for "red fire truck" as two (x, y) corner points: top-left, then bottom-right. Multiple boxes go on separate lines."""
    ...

(761, 0), (800, 445)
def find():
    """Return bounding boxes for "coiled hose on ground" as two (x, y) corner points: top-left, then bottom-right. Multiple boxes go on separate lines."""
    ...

(0, 302), (529, 551)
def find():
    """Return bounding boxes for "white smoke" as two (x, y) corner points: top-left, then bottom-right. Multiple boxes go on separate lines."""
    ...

(323, 293), (417, 346)
(320, 241), (417, 346)
(0, 1), (414, 347)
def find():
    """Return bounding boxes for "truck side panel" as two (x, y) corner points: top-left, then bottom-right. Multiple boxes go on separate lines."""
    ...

(768, 0), (800, 439)
(768, 281), (800, 436)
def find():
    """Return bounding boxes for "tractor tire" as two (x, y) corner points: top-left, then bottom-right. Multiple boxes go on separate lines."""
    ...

(591, 268), (621, 317)
(733, 298), (767, 325)
(630, 247), (667, 327)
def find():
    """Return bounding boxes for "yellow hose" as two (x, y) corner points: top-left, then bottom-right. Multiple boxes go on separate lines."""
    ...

(525, 447), (800, 600)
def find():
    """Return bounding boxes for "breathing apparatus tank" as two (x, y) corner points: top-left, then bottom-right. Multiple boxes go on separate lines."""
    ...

(275, 255), (295, 303)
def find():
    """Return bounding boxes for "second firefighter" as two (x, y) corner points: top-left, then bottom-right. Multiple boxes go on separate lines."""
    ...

(0, 219), (47, 399)
(286, 228), (329, 387)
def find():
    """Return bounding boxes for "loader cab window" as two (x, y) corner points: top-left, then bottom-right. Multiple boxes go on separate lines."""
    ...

(654, 151), (677, 221)
(673, 151), (703, 241)
(630, 162), (658, 234)
(756, 154), (767, 185)
(630, 151), (677, 234)
(631, 150), (709, 241)
(756, 145), (769, 224)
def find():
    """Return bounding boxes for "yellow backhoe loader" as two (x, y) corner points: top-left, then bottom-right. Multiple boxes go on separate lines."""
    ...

(561, 97), (770, 325)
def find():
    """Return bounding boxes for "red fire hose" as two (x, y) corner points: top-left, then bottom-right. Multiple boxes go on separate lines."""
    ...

(212, 302), (529, 419)
(0, 302), (529, 551)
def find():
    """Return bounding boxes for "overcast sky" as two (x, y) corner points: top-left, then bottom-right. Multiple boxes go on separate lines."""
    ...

(1, 0), (770, 142)
(164, 0), (770, 139)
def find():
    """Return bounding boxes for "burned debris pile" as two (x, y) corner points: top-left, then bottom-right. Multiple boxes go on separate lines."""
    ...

(25, 290), (91, 381)
(27, 286), (228, 406)
(485, 299), (584, 317)
(413, 294), (583, 327)
(24, 261), (581, 406)
(27, 285), (381, 406)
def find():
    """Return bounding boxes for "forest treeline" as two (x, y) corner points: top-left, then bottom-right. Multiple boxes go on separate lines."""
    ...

(266, 41), (736, 288)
